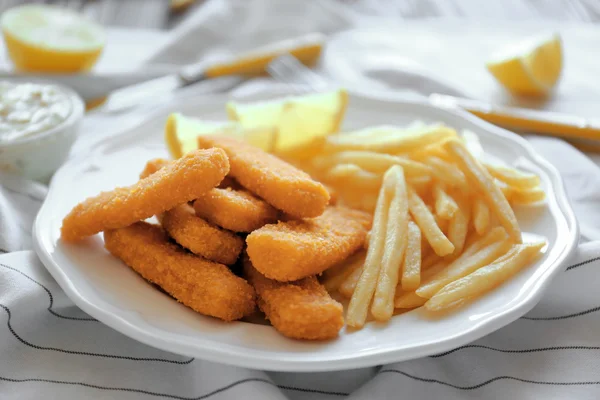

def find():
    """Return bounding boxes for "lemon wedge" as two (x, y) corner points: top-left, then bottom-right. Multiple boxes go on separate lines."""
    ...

(486, 33), (562, 97)
(165, 113), (276, 159)
(1, 5), (105, 72)
(226, 89), (348, 155)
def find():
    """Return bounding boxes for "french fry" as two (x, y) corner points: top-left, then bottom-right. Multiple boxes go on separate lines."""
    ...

(394, 290), (427, 309)
(463, 228), (483, 250)
(408, 187), (455, 256)
(416, 227), (511, 298)
(433, 184), (459, 220)
(325, 125), (457, 154)
(421, 233), (433, 257)
(466, 226), (508, 254)
(427, 156), (469, 190)
(473, 197), (491, 234)
(341, 124), (425, 139)
(325, 163), (382, 190)
(425, 241), (545, 311)
(423, 259), (451, 279)
(434, 213), (450, 234)
(372, 166), (409, 321)
(488, 169), (545, 206)
(447, 193), (471, 255)
(394, 259), (449, 307)
(494, 178), (513, 200)
(445, 139), (522, 243)
(401, 221), (422, 291)
(421, 252), (440, 270)
(338, 189), (379, 214)
(409, 174), (432, 196)
(484, 163), (540, 189)
(318, 151), (431, 177)
(510, 187), (546, 205)
(347, 168), (395, 328)
(339, 264), (363, 298)
(320, 250), (367, 292)
(407, 139), (453, 161)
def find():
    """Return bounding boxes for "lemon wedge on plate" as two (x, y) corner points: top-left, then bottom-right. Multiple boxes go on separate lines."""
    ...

(1, 4), (105, 72)
(486, 33), (562, 97)
(227, 89), (348, 156)
(165, 113), (276, 159)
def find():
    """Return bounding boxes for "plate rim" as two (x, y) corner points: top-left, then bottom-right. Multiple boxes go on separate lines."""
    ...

(33, 89), (579, 372)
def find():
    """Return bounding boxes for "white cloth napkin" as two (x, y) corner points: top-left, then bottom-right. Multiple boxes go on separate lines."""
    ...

(2, 0), (600, 399)
(2, 244), (600, 399)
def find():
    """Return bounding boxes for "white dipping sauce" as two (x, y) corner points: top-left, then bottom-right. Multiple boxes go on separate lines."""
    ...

(0, 81), (72, 142)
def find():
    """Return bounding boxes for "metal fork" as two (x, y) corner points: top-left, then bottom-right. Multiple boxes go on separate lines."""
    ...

(266, 54), (333, 93)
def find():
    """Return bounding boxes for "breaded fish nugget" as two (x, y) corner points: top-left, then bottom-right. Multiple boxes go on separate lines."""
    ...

(161, 204), (243, 265)
(140, 158), (278, 233)
(104, 222), (255, 321)
(193, 188), (279, 232)
(139, 158), (169, 178)
(323, 184), (339, 205)
(141, 159), (238, 190)
(62, 149), (229, 242)
(243, 257), (343, 340)
(246, 206), (372, 282)
(197, 135), (329, 219)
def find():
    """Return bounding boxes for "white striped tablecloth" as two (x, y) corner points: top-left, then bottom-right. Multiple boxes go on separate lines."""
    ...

(3, 0), (600, 398)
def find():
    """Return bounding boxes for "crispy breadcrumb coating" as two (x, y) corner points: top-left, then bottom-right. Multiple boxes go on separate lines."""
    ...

(61, 149), (229, 242)
(243, 256), (343, 340)
(140, 157), (277, 233)
(246, 206), (372, 282)
(323, 184), (338, 205)
(138, 158), (169, 179)
(197, 135), (329, 219)
(104, 222), (255, 321)
(193, 188), (279, 232)
(160, 204), (243, 265)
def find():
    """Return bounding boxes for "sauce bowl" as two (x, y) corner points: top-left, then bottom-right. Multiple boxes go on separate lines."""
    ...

(0, 80), (84, 182)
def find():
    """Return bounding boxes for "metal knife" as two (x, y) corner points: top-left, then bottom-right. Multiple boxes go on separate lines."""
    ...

(429, 93), (600, 150)
(100, 33), (325, 113)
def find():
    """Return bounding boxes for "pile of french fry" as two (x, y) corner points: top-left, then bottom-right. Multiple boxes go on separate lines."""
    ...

(293, 122), (547, 329)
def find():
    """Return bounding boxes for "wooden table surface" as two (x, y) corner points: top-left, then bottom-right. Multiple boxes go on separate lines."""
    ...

(0, 0), (599, 30)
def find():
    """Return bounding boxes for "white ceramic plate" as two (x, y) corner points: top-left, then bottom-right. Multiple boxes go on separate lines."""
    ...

(34, 90), (578, 372)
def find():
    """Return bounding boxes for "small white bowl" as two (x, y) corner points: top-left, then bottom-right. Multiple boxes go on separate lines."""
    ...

(0, 81), (84, 182)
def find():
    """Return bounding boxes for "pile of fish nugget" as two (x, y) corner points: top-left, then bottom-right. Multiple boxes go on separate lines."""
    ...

(61, 135), (371, 340)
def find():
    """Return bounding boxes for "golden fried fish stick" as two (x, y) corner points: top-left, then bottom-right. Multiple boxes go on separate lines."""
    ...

(193, 188), (279, 233)
(197, 135), (329, 219)
(218, 176), (240, 189)
(243, 257), (343, 340)
(161, 204), (243, 265)
(62, 149), (229, 242)
(104, 222), (255, 321)
(139, 159), (243, 264)
(246, 206), (372, 282)
(323, 184), (339, 205)
(139, 158), (169, 179)
(141, 158), (278, 233)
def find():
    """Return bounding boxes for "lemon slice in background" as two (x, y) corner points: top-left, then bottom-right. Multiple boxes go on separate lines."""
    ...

(227, 89), (348, 154)
(1, 4), (105, 72)
(165, 113), (277, 159)
(486, 33), (562, 97)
